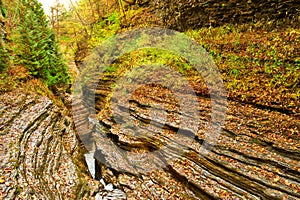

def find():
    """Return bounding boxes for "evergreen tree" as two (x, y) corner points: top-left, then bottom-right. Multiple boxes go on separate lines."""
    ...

(0, 0), (9, 72)
(15, 0), (69, 87)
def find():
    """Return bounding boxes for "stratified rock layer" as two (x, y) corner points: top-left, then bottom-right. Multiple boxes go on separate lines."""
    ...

(149, 0), (300, 31)
(74, 74), (300, 199)
(0, 92), (94, 199)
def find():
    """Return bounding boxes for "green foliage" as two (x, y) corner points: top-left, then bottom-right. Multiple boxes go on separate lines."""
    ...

(14, 0), (70, 87)
(0, 2), (9, 72)
(105, 48), (193, 79)
(0, 39), (9, 72)
(185, 24), (299, 112)
(104, 65), (117, 73)
(89, 12), (120, 47)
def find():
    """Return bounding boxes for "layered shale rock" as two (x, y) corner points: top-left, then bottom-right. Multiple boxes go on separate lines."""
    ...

(0, 91), (125, 199)
(0, 91), (89, 199)
(149, 0), (300, 31)
(73, 72), (300, 199)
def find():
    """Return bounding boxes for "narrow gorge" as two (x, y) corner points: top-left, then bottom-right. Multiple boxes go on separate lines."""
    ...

(1, 0), (299, 199)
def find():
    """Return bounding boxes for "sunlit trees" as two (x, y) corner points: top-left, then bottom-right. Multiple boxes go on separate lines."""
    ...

(51, 0), (120, 67)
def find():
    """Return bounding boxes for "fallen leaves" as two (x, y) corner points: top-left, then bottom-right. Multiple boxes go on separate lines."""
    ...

(0, 176), (5, 184)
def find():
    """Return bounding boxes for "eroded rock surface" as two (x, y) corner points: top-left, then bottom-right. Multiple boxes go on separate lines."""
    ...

(73, 73), (300, 199)
(0, 91), (126, 199)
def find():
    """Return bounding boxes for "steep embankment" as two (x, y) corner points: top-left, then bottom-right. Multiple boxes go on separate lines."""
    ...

(150, 0), (300, 31)
(0, 86), (127, 199)
(0, 89), (90, 198)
